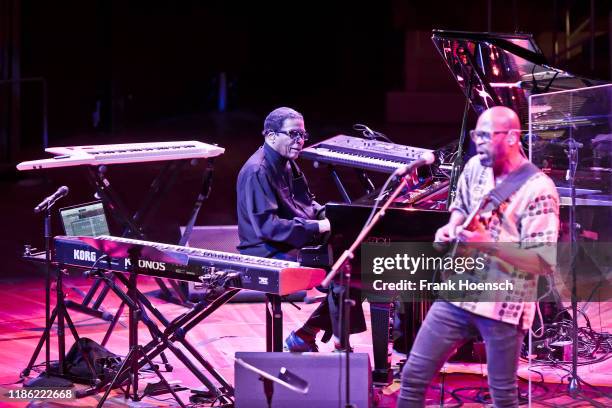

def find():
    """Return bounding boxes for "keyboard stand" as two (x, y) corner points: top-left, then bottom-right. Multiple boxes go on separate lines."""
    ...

(354, 169), (374, 194)
(265, 294), (284, 352)
(66, 158), (216, 321)
(85, 252), (187, 407)
(76, 268), (237, 405)
(328, 165), (352, 203)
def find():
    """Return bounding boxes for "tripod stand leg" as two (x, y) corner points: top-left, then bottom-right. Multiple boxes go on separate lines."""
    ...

(139, 346), (186, 408)
(102, 301), (125, 347)
(56, 269), (67, 376)
(81, 279), (103, 306)
(63, 311), (98, 385)
(91, 282), (112, 310)
(96, 345), (138, 407)
(22, 308), (58, 377)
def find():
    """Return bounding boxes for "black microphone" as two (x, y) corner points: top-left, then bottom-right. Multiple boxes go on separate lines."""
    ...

(34, 186), (69, 213)
(393, 152), (436, 177)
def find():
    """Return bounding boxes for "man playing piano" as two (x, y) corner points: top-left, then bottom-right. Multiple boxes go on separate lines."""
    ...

(236, 106), (365, 352)
(397, 106), (559, 408)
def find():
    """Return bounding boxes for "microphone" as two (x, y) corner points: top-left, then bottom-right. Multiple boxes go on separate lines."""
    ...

(34, 186), (69, 213)
(393, 152), (436, 177)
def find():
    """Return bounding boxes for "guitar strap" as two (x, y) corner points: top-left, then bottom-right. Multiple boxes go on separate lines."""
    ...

(484, 161), (540, 210)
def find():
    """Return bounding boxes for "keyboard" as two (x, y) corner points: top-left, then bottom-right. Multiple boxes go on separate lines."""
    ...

(17, 141), (225, 170)
(300, 135), (434, 174)
(54, 235), (325, 296)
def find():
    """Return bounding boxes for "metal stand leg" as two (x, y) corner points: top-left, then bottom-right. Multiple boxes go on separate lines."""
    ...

(265, 294), (283, 352)
(370, 302), (393, 385)
(329, 165), (352, 203)
(94, 262), (185, 408)
(77, 272), (236, 405)
(22, 265), (96, 387)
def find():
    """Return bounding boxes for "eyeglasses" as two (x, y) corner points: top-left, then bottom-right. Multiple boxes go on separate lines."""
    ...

(469, 129), (517, 142)
(277, 129), (309, 141)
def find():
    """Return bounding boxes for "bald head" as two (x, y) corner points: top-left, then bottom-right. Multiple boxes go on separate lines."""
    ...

(476, 106), (521, 132)
(474, 106), (524, 170)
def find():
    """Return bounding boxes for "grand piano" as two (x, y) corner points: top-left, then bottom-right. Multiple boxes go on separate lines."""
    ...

(301, 30), (610, 384)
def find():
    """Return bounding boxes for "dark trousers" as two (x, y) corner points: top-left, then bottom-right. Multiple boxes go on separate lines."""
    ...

(271, 251), (367, 340)
(304, 283), (366, 340)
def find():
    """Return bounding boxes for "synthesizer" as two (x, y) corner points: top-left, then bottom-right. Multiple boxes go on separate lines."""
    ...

(300, 135), (434, 174)
(17, 141), (225, 170)
(54, 235), (325, 296)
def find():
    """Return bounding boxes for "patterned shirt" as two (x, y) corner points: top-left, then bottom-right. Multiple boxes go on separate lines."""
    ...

(448, 155), (560, 330)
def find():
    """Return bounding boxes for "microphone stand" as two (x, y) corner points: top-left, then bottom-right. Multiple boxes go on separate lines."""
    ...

(22, 201), (73, 387)
(322, 172), (413, 408)
(562, 132), (604, 406)
(44, 207), (52, 374)
(566, 133), (581, 395)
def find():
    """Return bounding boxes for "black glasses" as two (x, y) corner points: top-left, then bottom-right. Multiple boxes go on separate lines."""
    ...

(277, 129), (309, 141)
(469, 129), (517, 142)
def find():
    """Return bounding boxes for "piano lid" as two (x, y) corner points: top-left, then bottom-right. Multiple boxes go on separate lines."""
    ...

(431, 30), (602, 124)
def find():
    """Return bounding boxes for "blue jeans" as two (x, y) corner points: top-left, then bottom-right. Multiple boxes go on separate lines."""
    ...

(397, 301), (525, 408)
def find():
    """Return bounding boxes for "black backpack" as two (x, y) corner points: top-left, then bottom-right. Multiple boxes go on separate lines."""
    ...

(59, 338), (122, 385)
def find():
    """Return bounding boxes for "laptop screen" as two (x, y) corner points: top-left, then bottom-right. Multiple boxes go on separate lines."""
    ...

(59, 201), (110, 237)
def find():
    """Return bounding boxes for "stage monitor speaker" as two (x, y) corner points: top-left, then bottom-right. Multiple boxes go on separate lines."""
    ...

(180, 226), (305, 302)
(234, 352), (372, 408)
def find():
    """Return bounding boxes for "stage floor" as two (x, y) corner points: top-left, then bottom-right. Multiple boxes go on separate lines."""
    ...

(0, 275), (610, 407)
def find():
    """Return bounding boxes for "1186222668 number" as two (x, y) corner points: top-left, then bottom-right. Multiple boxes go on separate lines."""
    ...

(3, 388), (75, 401)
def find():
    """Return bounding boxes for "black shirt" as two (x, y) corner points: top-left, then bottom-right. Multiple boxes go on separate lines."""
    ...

(236, 143), (323, 258)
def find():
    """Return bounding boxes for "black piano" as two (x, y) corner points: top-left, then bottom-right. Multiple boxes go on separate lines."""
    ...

(301, 30), (610, 384)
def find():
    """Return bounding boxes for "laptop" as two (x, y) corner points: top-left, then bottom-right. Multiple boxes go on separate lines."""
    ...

(59, 201), (110, 237)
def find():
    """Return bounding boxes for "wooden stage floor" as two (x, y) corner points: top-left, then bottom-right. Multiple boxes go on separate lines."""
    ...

(0, 275), (610, 407)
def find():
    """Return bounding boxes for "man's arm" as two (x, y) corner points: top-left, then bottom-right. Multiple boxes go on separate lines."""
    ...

(245, 171), (327, 248)
(434, 210), (466, 243)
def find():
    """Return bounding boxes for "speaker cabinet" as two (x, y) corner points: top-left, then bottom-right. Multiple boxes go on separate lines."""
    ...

(234, 352), (372, 408)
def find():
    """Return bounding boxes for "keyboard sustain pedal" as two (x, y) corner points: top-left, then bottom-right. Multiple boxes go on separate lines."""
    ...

(142, 380), (187, 397)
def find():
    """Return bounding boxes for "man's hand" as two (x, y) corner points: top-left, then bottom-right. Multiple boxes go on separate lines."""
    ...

(434, 223), (457, 243)
(317, 218), (331, 234)
(434, 210), (466, 243)
(456, 224), (492, 243)
(452, 224), (495, 257)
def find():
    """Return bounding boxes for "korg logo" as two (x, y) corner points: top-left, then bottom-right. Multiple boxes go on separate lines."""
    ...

(73, 249), (97, 262)
(124, 258), (166, 271)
